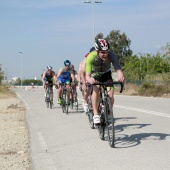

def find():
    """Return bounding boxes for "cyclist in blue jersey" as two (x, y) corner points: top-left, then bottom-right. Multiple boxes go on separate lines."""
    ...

(86, 39), (124, 124)
(55, 60), (75, 104)
(42, 65), (55, 101)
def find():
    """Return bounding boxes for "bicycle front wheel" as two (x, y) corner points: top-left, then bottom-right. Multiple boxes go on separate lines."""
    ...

(50, 101), (53, 109)
(46, 90), (50, 108)
(62, 89), (69, 114)
(105, 98), (115, 148)
(61, 90), (66, 113)
(46, 101), (49, 108)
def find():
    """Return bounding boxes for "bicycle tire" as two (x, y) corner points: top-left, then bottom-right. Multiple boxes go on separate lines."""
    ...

(70, 89), (74, 109)
(46, 88), (50, 108)
(105, 98), (115, 148)
(46, 100), (49, 108)
(87, 96), (95, 129)
(61, 89), (66, 113)
(50, 101), (53, 109)
(49, 88), (53, 109)
(65, 91), (69, 114)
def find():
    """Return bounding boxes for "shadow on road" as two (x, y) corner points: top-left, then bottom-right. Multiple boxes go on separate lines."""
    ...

(114, 117), (170, 148)
(115, 123), (151, 133)
(115, 132), (170, 148)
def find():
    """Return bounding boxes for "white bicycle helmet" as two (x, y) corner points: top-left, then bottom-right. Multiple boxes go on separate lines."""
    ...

(47, 65), (53, 70)
(94, 39), (110, 51)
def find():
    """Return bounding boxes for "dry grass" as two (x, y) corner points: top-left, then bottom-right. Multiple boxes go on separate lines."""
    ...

(0, 86), (16, 99)
(114, 83), (139, 96)
(115, 82), (170, 98)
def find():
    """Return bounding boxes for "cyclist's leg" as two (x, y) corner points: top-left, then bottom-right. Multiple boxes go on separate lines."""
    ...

(107, 85), (114, 106)
(83, 85), (90, 113)
(91, 85), (100, 123)
(104, 71), (114, 106)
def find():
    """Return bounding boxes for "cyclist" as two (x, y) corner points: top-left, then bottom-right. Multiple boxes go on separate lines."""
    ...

(86, 39), (124, 124)
(42, 65), (55, 101)
(78, 47), (95, 113)
(55, 60), (75, 104)
(70, 64), (78, 105)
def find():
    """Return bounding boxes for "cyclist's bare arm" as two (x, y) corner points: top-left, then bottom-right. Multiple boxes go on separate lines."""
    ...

(55, 68), (62, 82)
(70, 69), (75, 84)
(86, 72), (96, 84)
(116, 70), (124, 82)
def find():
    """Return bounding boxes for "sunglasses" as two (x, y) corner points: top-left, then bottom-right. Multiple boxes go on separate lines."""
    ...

(99, 51), (109, 54)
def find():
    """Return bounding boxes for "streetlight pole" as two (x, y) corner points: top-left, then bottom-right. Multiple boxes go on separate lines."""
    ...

(84, 1), (102, 44)
(19, 52), (22, 87)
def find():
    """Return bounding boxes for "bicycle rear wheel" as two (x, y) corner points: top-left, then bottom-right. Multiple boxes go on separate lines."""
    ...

(105, 98), (115, 148)
(98, 113), (105, 140)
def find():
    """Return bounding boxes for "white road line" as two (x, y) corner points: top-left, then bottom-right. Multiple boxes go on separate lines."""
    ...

(37, 132), (49, 152)
(115, 105), (170, 118)
(16, 93), (30, 110)
(37, 132), (57, 170)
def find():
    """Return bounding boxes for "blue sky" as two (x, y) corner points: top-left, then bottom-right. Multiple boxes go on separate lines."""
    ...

(0, 0), (170, 80)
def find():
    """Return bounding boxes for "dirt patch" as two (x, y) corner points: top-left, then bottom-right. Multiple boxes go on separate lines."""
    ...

(0, 93), (30, 170)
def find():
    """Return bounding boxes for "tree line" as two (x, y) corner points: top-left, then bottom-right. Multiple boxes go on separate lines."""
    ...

(1, 29), (170, 86)
(95, 30), (170, 84)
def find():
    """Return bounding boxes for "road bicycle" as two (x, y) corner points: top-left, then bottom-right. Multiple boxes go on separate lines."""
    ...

(45, 83), (54, 109)
(60, 83), (70, 114)
(70, 84), (78, 111)
(89, 81), (124, 148)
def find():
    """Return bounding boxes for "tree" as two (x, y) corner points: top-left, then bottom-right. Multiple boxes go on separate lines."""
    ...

(95, 33), (104, 41)
(0, 64), (4, 85)
(106, 30), (132, 62)
(95, 29), (133, 65)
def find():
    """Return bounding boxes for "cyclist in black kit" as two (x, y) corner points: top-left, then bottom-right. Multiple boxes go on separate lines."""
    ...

(42, 66), (55, 101)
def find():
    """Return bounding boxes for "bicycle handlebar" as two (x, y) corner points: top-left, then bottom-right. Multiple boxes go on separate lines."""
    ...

(86, 81), (124, 93)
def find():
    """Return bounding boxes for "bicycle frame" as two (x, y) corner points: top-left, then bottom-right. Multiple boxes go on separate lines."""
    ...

(88, 81), (124, 148)
(59, 83), (70, 114)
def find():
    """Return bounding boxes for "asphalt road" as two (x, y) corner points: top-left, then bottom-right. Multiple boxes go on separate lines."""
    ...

(14, 87), (170, 170)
